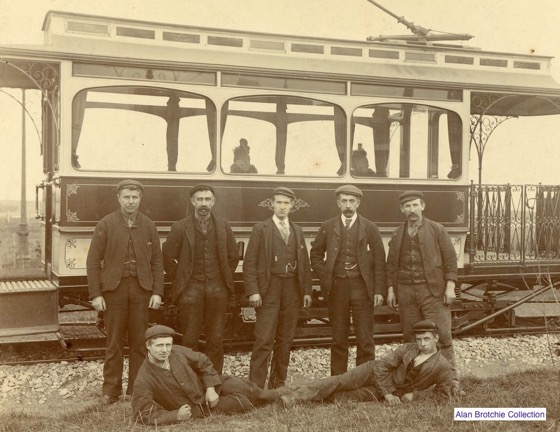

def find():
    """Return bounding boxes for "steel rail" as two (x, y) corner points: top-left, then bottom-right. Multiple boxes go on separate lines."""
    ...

(3, 325), (559, 367)
(0, 355), (105, 367)
(4, 326), (560, 366)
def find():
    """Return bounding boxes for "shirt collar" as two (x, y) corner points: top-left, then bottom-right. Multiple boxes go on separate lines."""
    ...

(273, 214), (290, 227)
(194, 214), (211, 223)
(148, 352), (170, 370)
(120, 210), (138, 225)
(340, 213), (357, 227)
(414, 349), (438, 365)
(407, 216), (424, 230)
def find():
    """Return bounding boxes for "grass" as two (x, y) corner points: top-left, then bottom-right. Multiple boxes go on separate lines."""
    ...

(1, 368), (558, 432)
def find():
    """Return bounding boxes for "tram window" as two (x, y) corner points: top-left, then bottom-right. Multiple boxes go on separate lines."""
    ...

(221, 95), (346, 177)
(72, 86), (216, 173)
(351, 103), (462, 180)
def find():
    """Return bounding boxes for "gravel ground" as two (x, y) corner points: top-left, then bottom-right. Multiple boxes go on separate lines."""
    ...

(1, 334), (559, 416)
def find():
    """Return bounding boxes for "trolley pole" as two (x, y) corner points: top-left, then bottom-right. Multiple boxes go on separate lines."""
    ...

(17, 89), (29, 263)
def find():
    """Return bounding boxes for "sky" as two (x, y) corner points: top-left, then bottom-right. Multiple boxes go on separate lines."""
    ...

(1, 0), (560, 201)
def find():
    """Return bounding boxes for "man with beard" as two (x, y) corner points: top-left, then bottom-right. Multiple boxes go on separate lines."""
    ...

(310, 185), (386, 376)
(385, 190), (463, 395)
(87, 179), (164, 404)
(244, 187), (312, 389)
(162, 184), (238, 374)
(280, 320), (453, 406)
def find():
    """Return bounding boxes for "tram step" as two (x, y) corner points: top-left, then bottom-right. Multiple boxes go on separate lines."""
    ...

(58, 323), (107, 351)
(59, 323), (105, 339)
(514, 302), (560, 318)
(0, 280), (59, 337)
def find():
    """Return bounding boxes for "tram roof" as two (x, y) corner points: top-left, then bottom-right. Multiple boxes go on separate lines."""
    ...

(2, 10), (560, 116)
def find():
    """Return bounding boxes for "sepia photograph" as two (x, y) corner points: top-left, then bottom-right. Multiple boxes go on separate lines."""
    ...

(1, 1), (560, 431)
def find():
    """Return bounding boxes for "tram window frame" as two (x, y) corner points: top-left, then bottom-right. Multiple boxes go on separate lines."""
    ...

(220, 95), (347, 178)
(71, 86), (217, 174)
(351, 103), (462, 180)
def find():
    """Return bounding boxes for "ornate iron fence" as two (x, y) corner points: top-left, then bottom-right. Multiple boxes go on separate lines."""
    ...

(469, 184), (560, 265)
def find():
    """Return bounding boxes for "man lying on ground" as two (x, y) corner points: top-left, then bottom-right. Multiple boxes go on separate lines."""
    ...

(132, 325), (289, 425)
(281, 320), (453, 406)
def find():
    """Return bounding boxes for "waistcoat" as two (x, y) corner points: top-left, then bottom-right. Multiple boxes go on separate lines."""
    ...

(334, 219), (360, 278)
(398, 232), (427, 284)
(191, 220), (221, 281)
(271, 225), (297, 277)
(122, 231), (138, 277)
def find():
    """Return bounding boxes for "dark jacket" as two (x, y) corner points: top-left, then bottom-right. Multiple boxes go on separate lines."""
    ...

(86, 210), (164, 299)
(132, 345), (222, 425)
(374, 343), (453, 399)
(386, 217), (458, 297)
(162, 214), (239, 302)
(310, 214), (386, 302)
(243, 218), (312, 300)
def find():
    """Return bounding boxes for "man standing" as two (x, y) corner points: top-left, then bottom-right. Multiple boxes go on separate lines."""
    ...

(133, 325), (288, 425)
(162, 184), (238, 375)
(280, 320), (453, 406)
(244, 187), (312, 389)
(87, 179), (164, 404)
(310, 185), (386, 376)
(385, 190), (461, 393)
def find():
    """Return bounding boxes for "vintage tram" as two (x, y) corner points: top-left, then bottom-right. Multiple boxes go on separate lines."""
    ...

(1, 10), (560, 348)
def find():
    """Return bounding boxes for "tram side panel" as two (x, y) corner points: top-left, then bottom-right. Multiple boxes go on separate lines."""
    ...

(48, 176), (468, 343)
(0, 177), (469, 340)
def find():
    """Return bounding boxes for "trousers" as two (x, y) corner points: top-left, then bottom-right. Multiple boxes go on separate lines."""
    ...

(288, 360), (381, 403)
(177, 278), (230, 374)
(249, 275), (300, 389)
(103, 276), (151, 397)
(328, 276), (375, 376)
(192, 375), (283, 418)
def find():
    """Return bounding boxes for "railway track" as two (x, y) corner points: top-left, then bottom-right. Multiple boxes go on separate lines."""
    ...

(2, 320), (559, 366)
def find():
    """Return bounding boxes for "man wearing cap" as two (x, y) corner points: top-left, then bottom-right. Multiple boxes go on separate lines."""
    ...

(87, 179), (164, 404)
(244, 187), (312, 389)
(162, 184), (238, 375)
(280, 320), (453, 406)
(386, 190), (461, 393)
(310, 184), (386, 376)
(133, 325), (288, 425)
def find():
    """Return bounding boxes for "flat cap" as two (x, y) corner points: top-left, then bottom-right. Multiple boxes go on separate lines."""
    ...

(335, 184), (363, 198)
(117, 179), (144, 193)
(273, 186), (296, 200)
(399, 190), (424, 204)
(413, 320), (438, 333)
(145, 325), (176, 341)
(189, 184), (215, 197)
